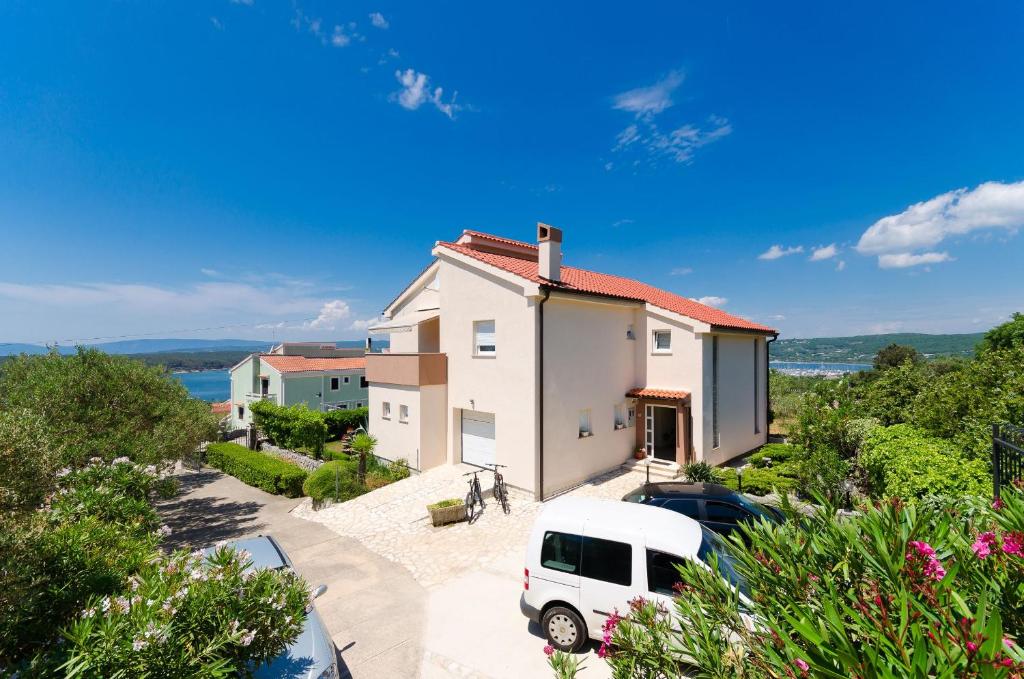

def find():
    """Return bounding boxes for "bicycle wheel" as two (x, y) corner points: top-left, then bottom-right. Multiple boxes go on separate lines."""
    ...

(495, 477), (510, 514)
(465, 490), (477, 523)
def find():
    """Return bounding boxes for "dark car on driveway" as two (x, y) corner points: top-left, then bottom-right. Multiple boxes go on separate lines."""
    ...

(622, 482), (785, 538)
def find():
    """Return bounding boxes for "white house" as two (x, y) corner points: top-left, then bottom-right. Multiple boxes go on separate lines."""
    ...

(367, 225), (778, 499)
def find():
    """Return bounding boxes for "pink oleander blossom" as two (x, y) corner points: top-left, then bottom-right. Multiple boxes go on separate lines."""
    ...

(906, 540), (946, 581)
(973, 532), (997, 559)
(794, 658), (809, 674)
(1002, 532), (1024, 557)
(543, 644), (554, 657)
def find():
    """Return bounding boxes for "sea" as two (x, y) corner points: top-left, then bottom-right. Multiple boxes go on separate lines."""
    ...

(173, 369), (230, 402)
(770, 361), (871, 377)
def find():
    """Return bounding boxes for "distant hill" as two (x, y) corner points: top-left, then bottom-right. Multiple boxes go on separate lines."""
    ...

(0, 338), (377, 357)
(772, 332), (985, 363)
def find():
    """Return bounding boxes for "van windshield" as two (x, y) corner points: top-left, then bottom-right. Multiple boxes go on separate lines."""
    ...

(696, 527), (749, 598)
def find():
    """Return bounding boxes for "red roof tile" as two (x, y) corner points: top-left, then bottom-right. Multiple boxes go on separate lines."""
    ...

(437, 239), (777, 333)
(211, 400), (232, 414)
(261, 355), (366, 373)
(627, 388), (691, 400)
(458, 230), (538, 250)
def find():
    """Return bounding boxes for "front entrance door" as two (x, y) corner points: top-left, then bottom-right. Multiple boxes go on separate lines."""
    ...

(645, 405), (677, 461)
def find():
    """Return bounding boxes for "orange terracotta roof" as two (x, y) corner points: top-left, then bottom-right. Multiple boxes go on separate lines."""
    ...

(210, 400), (232, 414)
(627, 388), (691, 400)
(437, 238), (777, 333)
(459, 230), (538, 250)
(261, 355), (366, 373)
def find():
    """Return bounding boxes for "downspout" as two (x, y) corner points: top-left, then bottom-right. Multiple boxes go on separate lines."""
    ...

(537, 286), (551, 501)
(766, 333), (778, 438)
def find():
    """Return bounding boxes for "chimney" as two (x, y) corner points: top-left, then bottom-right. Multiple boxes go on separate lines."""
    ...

(537, 222), (562, 282)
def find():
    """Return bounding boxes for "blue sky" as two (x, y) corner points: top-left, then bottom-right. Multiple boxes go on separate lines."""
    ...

(1, 1), (1023, 344)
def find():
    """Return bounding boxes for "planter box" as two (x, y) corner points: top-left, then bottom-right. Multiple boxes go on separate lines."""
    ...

(428, 502), (467, 527)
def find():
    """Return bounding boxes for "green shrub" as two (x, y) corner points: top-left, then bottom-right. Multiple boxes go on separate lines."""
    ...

(682, 461), (717, 483)
(845, 416), (881, 453)
(716, 467), (797, 495)
(748, 443), (800, 468)
(427, 498), (463, 511)
(250, 401), (328, 457)
(206, 443), (307, 497)
(796, 446), (849, 503)
(323, 407), (368, 438)
(302, 460), (365, 503)
(858, 424), (989, 500)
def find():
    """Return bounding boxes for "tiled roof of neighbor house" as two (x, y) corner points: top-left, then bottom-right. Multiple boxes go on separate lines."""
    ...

(211, 400), (232, 414)
(437, 236), (777, 333)
(626, 388), (692, 400)
(260, 355), (366, 373)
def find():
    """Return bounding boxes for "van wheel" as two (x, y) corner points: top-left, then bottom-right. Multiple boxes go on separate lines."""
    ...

(542, 606), (587, 653)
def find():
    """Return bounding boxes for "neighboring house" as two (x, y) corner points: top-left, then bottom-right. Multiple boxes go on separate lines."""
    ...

(228, 342), (368, 430)
(367, 225), (778, 499)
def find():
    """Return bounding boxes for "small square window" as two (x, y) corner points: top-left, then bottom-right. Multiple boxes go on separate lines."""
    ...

(355, 402), (363, 408)
(382, 402), (391, 419)
(330, 377), (340, 391)
(474, 320), (496, 356)
(627, 405), (636, 428)
(343, 375), (350, 384)
(653, 330), (671, 353)
(399, 404), (409, 423)
(578, 409), (592, 438)
(614, 404), (626, 429)
(626, 324), (636, 340)
(237, 405), (245, 420)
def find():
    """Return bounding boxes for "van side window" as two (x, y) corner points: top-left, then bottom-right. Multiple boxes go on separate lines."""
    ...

(646, 549), (685, 596)
(540, 531), (581, 574)
(581, 537), (632, 586)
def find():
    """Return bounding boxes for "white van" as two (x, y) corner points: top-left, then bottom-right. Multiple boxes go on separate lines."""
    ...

(520, 496), (747, 652)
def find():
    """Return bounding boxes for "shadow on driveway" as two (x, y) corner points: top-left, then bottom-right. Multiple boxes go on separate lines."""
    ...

(157, 469), (268, 550)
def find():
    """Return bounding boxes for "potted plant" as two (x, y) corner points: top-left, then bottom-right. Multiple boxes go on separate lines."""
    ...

(634, 448), (647, 460)
(427, 498), (467, 526)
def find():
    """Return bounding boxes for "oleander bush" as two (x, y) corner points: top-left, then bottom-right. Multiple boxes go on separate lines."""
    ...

(562, 487), (1024, 679)
(206, 443), (307, 498)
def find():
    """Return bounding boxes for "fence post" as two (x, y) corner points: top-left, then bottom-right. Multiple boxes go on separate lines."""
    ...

(334, 464), (340, 503)
(993, 423), (1001, 501)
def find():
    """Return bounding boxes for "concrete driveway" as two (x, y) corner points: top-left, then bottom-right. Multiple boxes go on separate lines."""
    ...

(156, 468), (426, 678)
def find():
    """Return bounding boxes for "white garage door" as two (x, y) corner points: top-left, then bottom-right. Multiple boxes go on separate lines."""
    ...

(461, 410), (496, 468)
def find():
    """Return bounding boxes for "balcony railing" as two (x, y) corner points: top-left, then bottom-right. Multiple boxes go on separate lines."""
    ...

(245, 392), (277, 403)
(365, 353), (446, 387)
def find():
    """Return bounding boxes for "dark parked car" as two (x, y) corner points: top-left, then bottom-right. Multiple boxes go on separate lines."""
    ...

(622, 482), (785, 538)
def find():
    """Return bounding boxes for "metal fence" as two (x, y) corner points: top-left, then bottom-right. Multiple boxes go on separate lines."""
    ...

(993, 423), (1024, 499)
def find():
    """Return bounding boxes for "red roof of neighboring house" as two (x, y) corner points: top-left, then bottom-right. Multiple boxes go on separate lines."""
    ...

(626, 388), (691, 400)
(211, 400), (232, 414)
(260, 355), (366, 373)
(437, 238), (777, 333)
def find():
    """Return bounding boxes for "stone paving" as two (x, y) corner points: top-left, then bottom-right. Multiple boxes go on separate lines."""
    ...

(292, 463), (650, 589)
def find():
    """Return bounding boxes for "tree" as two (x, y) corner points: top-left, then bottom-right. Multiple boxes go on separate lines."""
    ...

(979, 312), (1024, 353)
(873, 343), (922, 370)
(0, 348), (217, 468)
(0, 408), (58, 514)
(350, 433), (377, 485)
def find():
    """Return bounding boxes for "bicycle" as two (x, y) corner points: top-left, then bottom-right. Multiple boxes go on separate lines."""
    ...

(487, 463), (510, 515)
(464, 469), (485, 523)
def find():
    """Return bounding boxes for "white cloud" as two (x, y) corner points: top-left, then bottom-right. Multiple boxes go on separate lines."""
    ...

(695, 296), (728, 307)
(230, 0), (254, 5)
(210, 16), (223, 30)
(670, 266), (693, 276)
(877, 251), (952, 269)
(331, 25), (351, 47)
(836, 260), (846, 271)
(613, 71), (684, 120)
(758, 244), (804, 260)
(306, 300), (351, 329)
(856, 181), (1024, 267)
(809, 243), (838, 261)
(392, 69), (461, 119)
(610, 71), (730, 166)
(612, 218), (634, 228)
(349, 317), (379, 331)
(768, 314), (787, 321)
(369, 12), (389, 29)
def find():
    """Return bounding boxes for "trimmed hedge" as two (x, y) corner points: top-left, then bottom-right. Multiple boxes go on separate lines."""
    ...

(206, 443), (307, 497)
(249, 402), (328, 457)
(717, 467), (798, 496)
(324, 407), (369, 439)
(748, 443), (801, 468)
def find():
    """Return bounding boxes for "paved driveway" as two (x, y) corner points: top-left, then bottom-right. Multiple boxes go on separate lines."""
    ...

(156, 469), (426, 678)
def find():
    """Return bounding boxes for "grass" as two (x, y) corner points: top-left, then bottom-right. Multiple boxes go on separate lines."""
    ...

(427, 498), (464, 511)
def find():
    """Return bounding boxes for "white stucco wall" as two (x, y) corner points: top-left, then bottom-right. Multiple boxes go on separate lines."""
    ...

(541, 295), (640, 495)
(438, 257), (538, 494)
(701, 333), (767, 465)
(369, 383), (421, 467)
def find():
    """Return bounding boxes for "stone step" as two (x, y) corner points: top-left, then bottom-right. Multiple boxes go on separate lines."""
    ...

(621, 457), (684, 480)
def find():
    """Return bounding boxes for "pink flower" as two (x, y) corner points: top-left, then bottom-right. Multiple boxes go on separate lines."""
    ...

(906, 541), (946, 580)
(543, 645), (554, 657)
(1002, 532), (1024, 557)
(966, 641), (978, 653)
(597, 644), (608, 659)
(908, 541), (935, 557)
(794, 658), (809, 673)
(972, 532), (997, 559)
(993, 498), (1005, 510)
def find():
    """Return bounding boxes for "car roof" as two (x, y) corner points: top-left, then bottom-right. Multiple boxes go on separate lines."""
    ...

(204, 535), (290, 571)
(629, 482), (739, 498)
(540, 496), (702, 557)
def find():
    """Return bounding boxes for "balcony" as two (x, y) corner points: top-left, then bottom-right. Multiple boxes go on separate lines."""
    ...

(245, 392), (277, 403)
(366, 353), (447, 387)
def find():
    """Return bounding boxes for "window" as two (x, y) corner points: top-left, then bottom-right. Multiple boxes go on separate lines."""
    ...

(614, 404), (626, 430)
(360, 376), (368, 389)
(627, 405), (636, 428)
(647, 549), (686, 596)
(581, 536), (632, 586)
(260, 377), (269, 395)
(330, 377), (340, 391)
(712, 336), (720, 448)
(626, 324), (636, 340)
(237, 405), (245, 420)
(662, 498), (701, 521)
(382, 402), (391, 419)
(399, 404), (409, 423)
(355, 402), (363, 408)
(540, 531), (581, 574)
(753, 339), (760, 434)
(578, 409), (592, 438)
(474, 320), (496, 356)
(653, 329), (671, 353)
(704, 501), (750, 526)
(343, 375), (350, 385)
